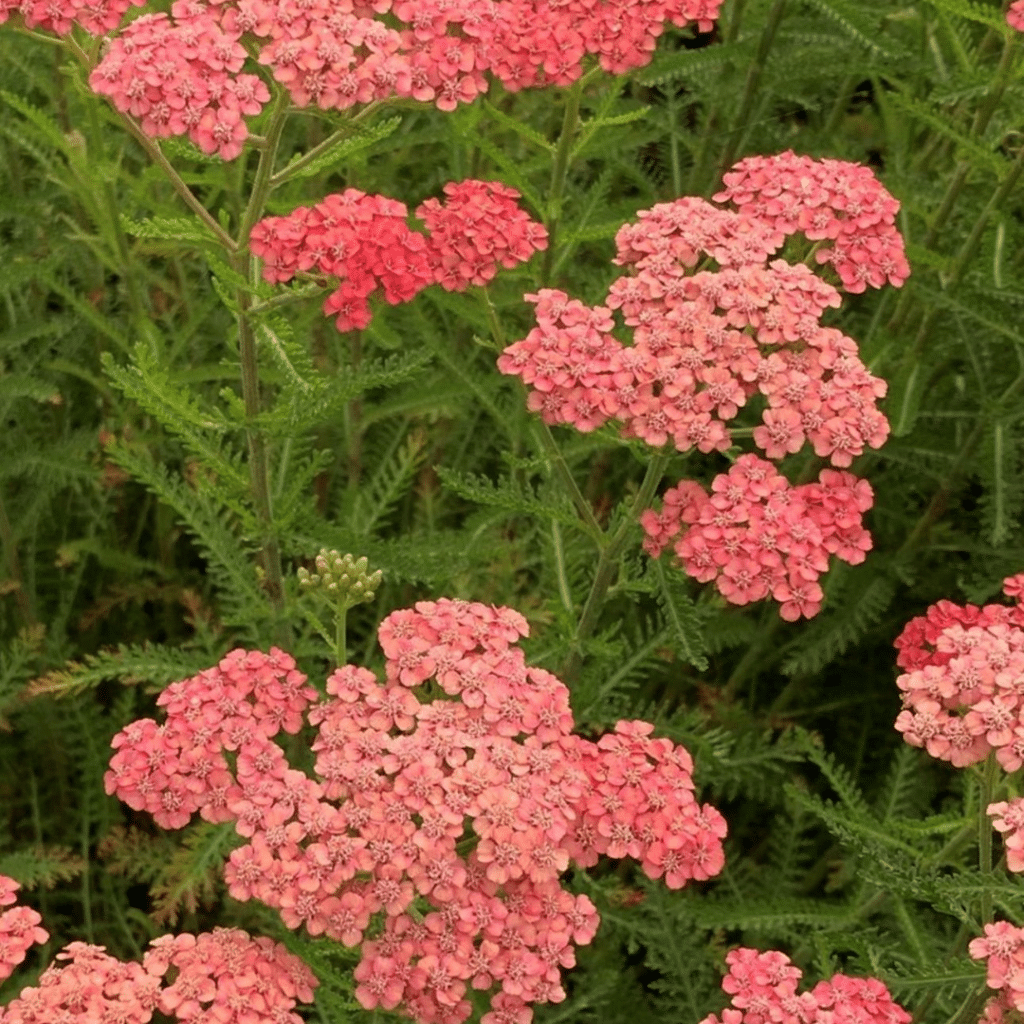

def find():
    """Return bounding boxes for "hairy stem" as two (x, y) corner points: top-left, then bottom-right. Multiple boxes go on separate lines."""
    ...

(713, 0), (788, 189)
(541, 75), (585, 284)
(234, 93), (292, 614)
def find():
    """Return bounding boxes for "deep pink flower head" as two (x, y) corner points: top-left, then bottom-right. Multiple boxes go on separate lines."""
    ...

(416, 180), (548, 291)
(641, 455), (874, 620)
(0, 927), (316, 1024)
(892, 577), (1024, 769)
(0, 877), (48, 984)
(106, 598), (727, 1024)
(701, 948), (909, 1024)
(249, 181), (545, 331)
(714, 150), (910, 294)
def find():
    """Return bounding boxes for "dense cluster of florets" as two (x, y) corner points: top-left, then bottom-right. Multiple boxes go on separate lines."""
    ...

(0, 927), (317, 1024)
(0, 876), (47, 984)
(713, 150), (910, 294)
(104, 598), (726, 1024)
(3, 0), (723, 157)
(641, 454), (873, 621)
(893, 573), (1024, 769)
(970, 922), (1024, 1024)
(248, 182), (546, 332)
(498, 173), (895, 468)
(88, 8), (270, 159)
(699, 947), (910, 1024)
(415, 180), (549, 291)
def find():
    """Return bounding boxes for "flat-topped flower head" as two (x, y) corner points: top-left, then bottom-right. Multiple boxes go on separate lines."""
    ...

(249, 181), (545, 332)
(641, 455), (874, 620)
(893, 577), (1024, 769)
(0, 928), (316, 1024)
(701, 948), (909, 1024)
(499, 169), (893, 468)
(105, 598), (727, 1024)
(714, 150), (910, 294)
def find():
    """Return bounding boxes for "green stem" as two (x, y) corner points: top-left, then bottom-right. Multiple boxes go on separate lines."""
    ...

(713, 0), (788, 189)
(562, 452), (670, 683)
(268, 102), (382, 188)
(233, 93), (292, 614)
(541, 76), (585, 285)
(0, 488), (34, 627)
(480, 286), (603, 540)
(534, 423), (604, 540)
(336, 603), (347, 666)
(978, 752), (999, 923)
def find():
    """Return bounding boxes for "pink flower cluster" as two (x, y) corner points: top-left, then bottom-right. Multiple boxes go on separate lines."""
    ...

(988, 798), (1024, 873)
(248, 182), (546, 332)
(0, 876), (48, 984)
(0, 0), (142, 35)
(415, 180), (549, 292)
(970, 922), (1024, 1024)
(89, 7), (271, 160)
(105, 598), (727, 1024)
(714, 151), (911, 294)
(498, 185), (892, 468)
(699, 947), (910, 1024)
(1008, 0), (1024, 32)
(893, 573), (1024, 769)
(641, 454), (873, 620)
(0, 927), (316, 1024)
(10, 0), (724, 154)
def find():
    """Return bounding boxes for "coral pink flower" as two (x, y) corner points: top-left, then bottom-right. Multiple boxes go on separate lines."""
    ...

(107, 600), (727, 1024)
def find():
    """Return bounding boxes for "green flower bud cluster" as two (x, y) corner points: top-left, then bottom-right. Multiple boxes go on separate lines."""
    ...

(297, 550), (382, 607)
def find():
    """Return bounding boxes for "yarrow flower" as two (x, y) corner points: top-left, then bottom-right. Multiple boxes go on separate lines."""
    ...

(7, 0), (724, 154)
(714, 150), (910, 294)
(641, 454), (873, 620)
(105, 598), (727, 1024)
(700, 947), (910, 1024)
(0, 876), (48, 984)
(88, 10), (268, 159)
(0, 927), (316, 1024)
(498, 172), (895, 468)
(248, 182), (546, 331)
(893, 573), (1024, 769)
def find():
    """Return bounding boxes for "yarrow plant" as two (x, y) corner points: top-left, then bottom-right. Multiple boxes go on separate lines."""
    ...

(499, 152), (906, 619)
(104, 598), (727, 1024)
(699, 947), (911, 1024)
(248, 180), (548, 332)
(0, 924), (317, 1024)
